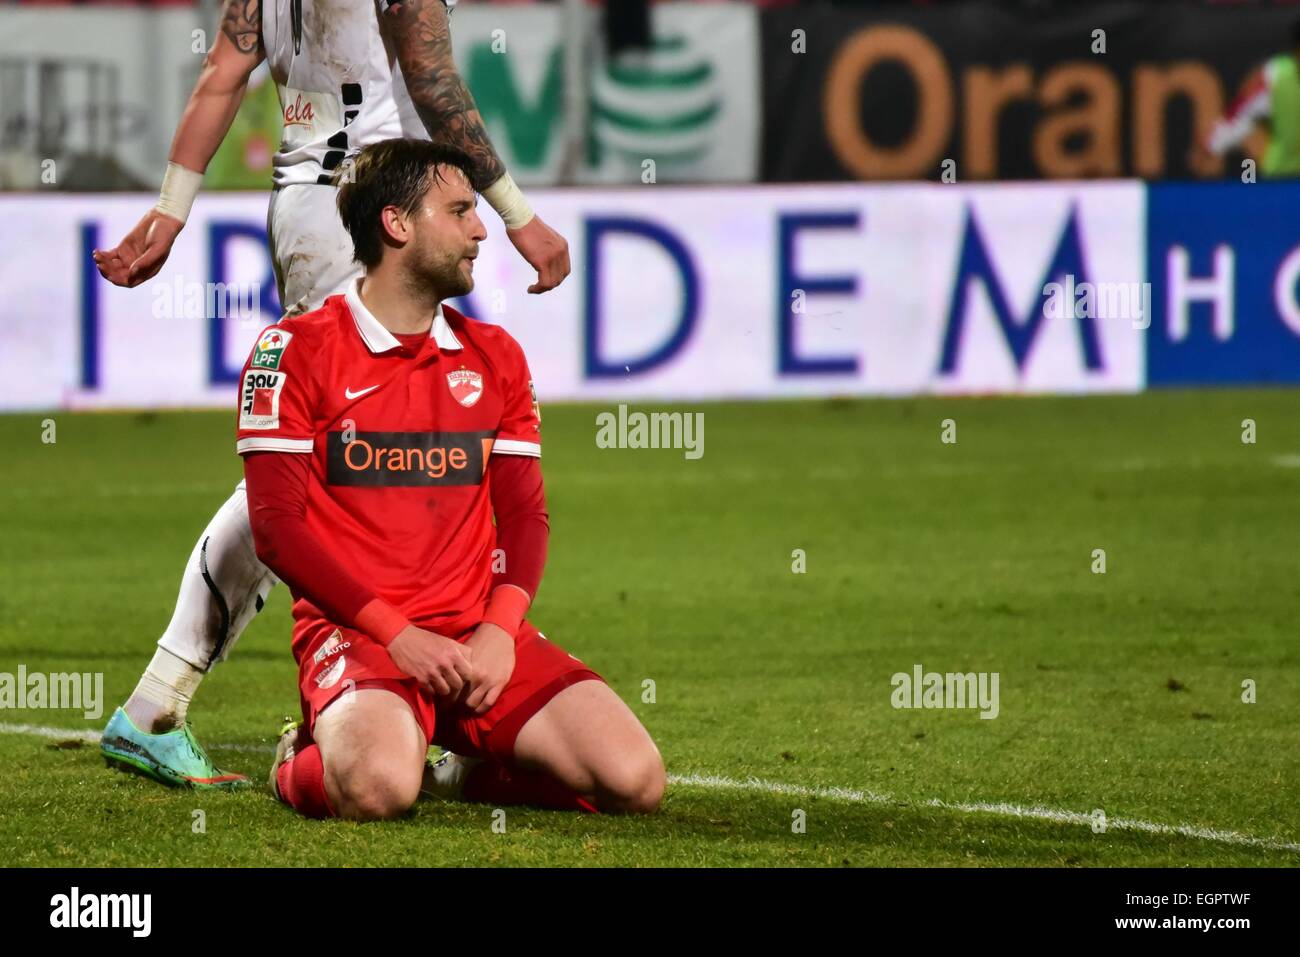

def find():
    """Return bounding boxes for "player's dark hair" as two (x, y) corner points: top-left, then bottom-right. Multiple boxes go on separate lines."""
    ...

(334, 138), (477, 267)
(1293, 16), (1300, 49)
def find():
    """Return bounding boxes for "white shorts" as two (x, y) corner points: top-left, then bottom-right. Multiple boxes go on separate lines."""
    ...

(266, 183), (364, 317)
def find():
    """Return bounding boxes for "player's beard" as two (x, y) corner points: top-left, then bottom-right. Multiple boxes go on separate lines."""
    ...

(405, 229), (475, 302)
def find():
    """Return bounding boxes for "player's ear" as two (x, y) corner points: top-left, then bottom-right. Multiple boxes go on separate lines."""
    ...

(379, 204), (411, 245)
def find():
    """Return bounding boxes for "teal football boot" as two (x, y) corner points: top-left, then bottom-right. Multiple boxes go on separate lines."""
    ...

(101, 707), (251, 790)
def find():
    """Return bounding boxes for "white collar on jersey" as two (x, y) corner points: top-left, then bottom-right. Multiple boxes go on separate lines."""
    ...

(344, 276), (463, 354)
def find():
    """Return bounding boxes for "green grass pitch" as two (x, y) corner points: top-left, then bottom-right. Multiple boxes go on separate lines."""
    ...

(0, 391), (1297, 866)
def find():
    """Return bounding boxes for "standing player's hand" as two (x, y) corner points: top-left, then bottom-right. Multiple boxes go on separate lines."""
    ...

(461, 622), (516, 715)
(92, 209), (184, 287)
(387, 625), (475, 699)
(506, 214), (570, 294)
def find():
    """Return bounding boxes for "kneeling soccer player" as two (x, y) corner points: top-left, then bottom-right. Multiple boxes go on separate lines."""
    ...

(240, 138), (663, 819)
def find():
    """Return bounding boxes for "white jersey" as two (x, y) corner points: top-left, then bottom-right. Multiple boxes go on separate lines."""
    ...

(261, 0), (441, 188)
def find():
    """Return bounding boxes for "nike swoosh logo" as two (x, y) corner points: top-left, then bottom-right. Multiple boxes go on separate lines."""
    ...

(345, 385), (380, 400)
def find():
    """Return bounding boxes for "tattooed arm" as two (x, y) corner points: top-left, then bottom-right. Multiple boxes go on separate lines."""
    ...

(93, 0), (266, 287)
(169, 0), (268, 174)
(383, 0), (504, 191)
(383, 0), (571, 293)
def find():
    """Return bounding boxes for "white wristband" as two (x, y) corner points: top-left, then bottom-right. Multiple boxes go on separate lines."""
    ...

(482, 172), (535, 230)
(155, 162), (204, 224)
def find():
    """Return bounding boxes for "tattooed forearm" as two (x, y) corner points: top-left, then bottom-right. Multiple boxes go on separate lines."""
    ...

(385, 0), (506, 191)
(222, 0), (264, 57)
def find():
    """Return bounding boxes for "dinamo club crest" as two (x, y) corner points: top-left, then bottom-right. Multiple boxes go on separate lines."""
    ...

(446, 368), (483, 407)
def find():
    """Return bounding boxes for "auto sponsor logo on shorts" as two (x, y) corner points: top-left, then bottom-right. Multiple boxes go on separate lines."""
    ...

(312, 629), (351, 664)
(239, 369), (287, 430)
(251, 328), (293, 370)
(446, 368), (484, 407)
(326, 430), (494, 487)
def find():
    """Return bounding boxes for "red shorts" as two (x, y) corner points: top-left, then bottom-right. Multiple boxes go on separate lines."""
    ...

(294, 619), (603, 763)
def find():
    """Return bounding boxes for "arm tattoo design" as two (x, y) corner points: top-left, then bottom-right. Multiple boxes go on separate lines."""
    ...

(385, 0), (506, 191)
(221, 0), (265, 57)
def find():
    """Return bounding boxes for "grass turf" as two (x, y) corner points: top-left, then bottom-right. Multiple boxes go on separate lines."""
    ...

(0, 391), (1297, 866)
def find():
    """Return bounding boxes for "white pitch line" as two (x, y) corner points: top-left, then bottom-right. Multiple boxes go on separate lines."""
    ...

(5, 723), (1295, 853)
(0, 722), (103, 744)
(668, 773), (1300, 855)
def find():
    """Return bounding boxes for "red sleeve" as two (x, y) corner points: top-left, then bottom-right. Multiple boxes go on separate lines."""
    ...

(492, 335), (542, 458)
(488, 453), (548, 602)
(478, 336), (548, 636)
(244, 452), (409, 645)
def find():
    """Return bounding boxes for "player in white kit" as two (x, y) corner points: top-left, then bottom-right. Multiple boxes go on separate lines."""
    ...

(92, 0), (569, 787)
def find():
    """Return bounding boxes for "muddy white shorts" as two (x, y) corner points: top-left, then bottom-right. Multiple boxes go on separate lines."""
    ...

(266, 183), (364, 317)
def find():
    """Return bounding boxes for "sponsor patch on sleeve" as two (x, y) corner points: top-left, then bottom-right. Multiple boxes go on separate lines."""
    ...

(240, 369), (287, 430)
(251, 328), (293, 370)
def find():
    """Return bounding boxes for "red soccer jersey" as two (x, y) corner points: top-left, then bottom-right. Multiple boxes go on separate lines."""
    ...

(236, 277), (542, 639)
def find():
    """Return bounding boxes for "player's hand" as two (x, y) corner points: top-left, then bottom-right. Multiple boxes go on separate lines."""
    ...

(387, 625), (474, 699)
(461, 621), (516, 715)
(506, 214), (570, 294)
(92, 209), (184, 287)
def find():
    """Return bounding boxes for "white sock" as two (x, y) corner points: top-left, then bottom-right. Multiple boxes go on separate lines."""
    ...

(128, 647), (204, 729)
